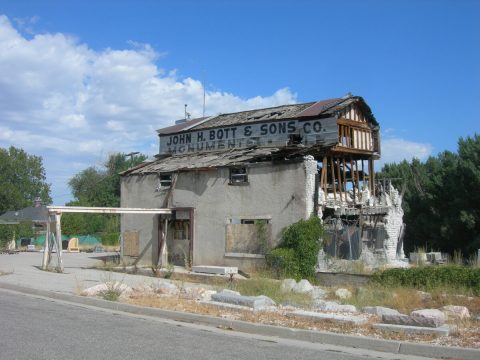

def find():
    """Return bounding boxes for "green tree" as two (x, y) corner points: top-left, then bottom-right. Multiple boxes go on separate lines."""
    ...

(66, 152), (146, 239)
(0, 146), (51, 214)
(378, 134), (480, 257)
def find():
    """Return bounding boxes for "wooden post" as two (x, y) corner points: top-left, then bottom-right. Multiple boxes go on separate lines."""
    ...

(350, 157), (356, 204)
(362, 160), (366, 190)
(342, 157), (347, 194)
(42, 217), (50, 270)
(55, 212), (63, 272)
(336, 157), (343, 202)
(330, 157), (337, 201)
(371, 158), (376, 198)
(322, 156), (327, 194)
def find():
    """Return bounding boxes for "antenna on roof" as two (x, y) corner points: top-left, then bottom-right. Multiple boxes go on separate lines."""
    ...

(202, 70), (206, 118)
(184, 104), (191, 121)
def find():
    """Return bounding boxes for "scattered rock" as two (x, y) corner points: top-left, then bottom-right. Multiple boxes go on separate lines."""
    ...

(363, 306), (401, 316)
(81, 283), (108, 296)
(153, 281), (179, 295)
(132, 284), (154, 294)
(293, 279), (313, 294)
(313, 300), (357, 313)
(335, 288), (352, 299)
(81, 282), (132, 297)
(440, 305), (470, 320)
(310, 287), (327, 300)
(200, 290), (217, 302)
(382, 313), (444, 328)
(219, 289), (241, 296)
(411, 309), (446, 326)
(416, 291), (432, 302)
(280, 278), (297, 293)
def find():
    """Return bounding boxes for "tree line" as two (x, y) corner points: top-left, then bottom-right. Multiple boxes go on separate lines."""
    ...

(378, 134), (480, 257)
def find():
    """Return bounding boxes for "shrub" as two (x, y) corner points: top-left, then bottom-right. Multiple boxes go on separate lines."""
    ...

(267, 216), (323, 280)
(266, 248), (299, 279)
(372, 265), (480, 295)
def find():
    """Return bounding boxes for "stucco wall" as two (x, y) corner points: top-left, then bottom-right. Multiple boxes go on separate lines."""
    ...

(121, 159), (312, 269)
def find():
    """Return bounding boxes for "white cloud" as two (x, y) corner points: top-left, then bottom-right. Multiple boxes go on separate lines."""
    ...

(0, 15), (297, 204)
(378, 138), (433, 168)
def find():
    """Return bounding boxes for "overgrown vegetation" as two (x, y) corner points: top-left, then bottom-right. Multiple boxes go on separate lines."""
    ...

(378, 134), (480, 258)
(372, 266), (480, 295)
(266, 216), (323, 280)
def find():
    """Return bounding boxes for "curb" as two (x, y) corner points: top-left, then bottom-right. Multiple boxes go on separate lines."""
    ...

(1, 282), (479, 360)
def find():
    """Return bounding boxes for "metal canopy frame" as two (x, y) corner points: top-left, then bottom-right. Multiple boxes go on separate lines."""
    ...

(42, 206), (172, 272)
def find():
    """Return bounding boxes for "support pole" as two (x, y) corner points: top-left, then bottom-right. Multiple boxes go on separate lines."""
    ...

(330, 157), (337, 201)
(42, 218), (50, 270)
(55, 212), (63, 272)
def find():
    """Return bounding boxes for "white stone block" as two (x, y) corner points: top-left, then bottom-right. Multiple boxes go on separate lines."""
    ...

(192, 265), (238, 275)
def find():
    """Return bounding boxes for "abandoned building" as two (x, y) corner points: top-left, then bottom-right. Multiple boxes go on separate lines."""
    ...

(120, 94), (407, 271)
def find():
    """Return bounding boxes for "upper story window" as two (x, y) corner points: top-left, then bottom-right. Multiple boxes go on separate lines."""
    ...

(229, 167), (248, 185)
(156, 173), (172, 191)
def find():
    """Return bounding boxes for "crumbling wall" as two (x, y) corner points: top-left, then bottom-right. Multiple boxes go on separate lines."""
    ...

(304, 155), (317, 218)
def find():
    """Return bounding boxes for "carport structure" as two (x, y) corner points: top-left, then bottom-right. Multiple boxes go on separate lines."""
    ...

(43, 206), (172, 272)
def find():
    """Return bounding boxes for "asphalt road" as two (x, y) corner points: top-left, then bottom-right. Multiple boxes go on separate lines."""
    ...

(0, 289), (433, 360)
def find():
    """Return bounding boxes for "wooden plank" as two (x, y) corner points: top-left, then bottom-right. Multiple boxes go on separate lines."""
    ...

(337, 117), (371, 131)
(371, 158), (375, 197)
(342, 157), (347, 193)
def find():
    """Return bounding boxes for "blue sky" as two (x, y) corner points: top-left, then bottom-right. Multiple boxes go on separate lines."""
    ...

(0, 0), (479, 205)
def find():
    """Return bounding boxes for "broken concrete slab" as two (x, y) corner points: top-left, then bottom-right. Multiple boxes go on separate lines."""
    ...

(362, 306), (400, 317)
(192, 265), (238, 275)
(374, 323), (452, 336)
(288, 310), (368, 325)
(381, 314), (443, 328)
(211, 291), (274, 310)
(310, 287), (327, 300)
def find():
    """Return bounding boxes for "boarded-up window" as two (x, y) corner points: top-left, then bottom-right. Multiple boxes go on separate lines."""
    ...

(225, 220), (271, 254)
(123, 231), (139, 256)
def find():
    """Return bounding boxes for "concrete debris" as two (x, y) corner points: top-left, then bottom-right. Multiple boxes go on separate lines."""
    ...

(280, 278), (297, 293)
(293, 279), (313, 294)
(410, 309), (446, 326)
(382, 314), (444, 328)
(373, 323), (452, 336)
(288, 310), (368, 325)
(81, 282), (132, 297)
(313, 300), (357, 313)
(441, 305), (470, 320)
(362, 306), (401, 317)
(335, 288), (352, 299)
(310, 286), (328, 300)
(211, 290), (275, 310)
(192, 265), (238, 275)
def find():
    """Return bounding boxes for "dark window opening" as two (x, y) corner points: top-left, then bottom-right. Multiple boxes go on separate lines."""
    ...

(229, 167), (248, 184)
(159, 173), (172, 189)
(288, 134), (302, 145)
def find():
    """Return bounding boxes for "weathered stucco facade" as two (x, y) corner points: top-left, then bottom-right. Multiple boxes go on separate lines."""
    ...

(121, 159), (314, 270)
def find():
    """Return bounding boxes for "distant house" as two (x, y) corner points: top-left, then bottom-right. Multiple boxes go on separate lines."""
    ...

(120, 94), (405, 271)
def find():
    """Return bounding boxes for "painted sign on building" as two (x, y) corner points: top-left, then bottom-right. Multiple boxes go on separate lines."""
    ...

(160, 117), (338, 154)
